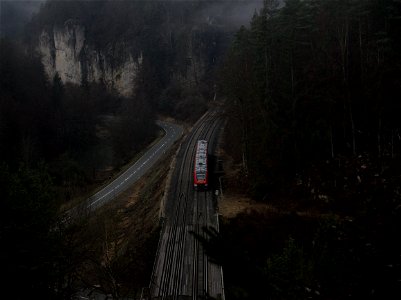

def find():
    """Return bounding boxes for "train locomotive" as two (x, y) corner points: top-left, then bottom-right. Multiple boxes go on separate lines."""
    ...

(193, 140), (208, 189)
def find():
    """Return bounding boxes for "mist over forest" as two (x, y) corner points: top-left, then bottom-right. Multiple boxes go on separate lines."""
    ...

(0, 1), (43, 37)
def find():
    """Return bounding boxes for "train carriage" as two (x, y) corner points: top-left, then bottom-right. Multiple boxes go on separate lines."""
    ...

(194, 140), (208, 189)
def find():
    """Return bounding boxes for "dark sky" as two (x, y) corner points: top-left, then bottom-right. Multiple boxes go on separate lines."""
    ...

(197, 0), (264, 28)
(0, 0), (264, 39)
(0, 0), (43, 38)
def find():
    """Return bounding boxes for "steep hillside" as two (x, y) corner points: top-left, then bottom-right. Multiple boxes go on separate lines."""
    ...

(216, 0), (401, 298)
(29, 1), (258, 104)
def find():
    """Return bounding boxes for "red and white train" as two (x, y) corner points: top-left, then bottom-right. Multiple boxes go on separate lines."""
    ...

(193, 140), (208, 189)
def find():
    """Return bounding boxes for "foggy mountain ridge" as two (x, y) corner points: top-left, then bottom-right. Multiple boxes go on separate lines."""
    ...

(29, 0), (265, 96)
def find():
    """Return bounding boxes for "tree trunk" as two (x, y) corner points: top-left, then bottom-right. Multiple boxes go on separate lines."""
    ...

(378, 113), (382, 158)
(391, 129), (394, 159)
(349, 97), (356, 156)
(330, 125), (335, 159)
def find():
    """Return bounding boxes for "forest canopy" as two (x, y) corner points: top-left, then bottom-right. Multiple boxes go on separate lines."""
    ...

(222, 0), (401, 195)
(216, 1), (401, 298)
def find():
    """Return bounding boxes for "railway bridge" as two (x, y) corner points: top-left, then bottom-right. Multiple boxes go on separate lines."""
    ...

(148, 110), (225, 300)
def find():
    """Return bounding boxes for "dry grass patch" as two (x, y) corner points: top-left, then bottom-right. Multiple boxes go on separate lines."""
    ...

(69, 143), (180, 298)
(219, 194), (276, 218)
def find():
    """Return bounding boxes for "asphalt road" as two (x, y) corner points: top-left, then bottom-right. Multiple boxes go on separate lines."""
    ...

(69, 121), (183, 218)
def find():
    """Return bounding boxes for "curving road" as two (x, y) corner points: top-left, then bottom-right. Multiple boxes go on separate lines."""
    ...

(68, 121), (183, 219)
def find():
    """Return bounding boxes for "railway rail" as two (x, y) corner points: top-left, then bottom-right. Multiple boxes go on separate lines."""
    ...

(149, 110), (225, 300)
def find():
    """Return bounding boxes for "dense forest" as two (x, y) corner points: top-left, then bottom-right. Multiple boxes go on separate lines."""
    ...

(0, 37), (156, 297)
(214, 0), (401, 298)
(0, 38), (156, 198)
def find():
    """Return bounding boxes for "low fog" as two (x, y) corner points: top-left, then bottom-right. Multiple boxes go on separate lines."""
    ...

(0, 0), (43, 37)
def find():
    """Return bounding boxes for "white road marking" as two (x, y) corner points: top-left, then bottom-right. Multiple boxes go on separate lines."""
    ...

(85, 122), (183, 210)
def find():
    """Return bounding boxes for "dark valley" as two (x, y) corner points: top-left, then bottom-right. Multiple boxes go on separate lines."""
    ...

(1, 0), (401, 299)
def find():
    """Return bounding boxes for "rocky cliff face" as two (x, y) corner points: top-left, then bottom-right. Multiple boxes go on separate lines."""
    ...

(38, 19), (142, 97)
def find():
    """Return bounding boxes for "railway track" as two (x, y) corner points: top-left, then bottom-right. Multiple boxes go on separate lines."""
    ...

(149, 110), (225, 300)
